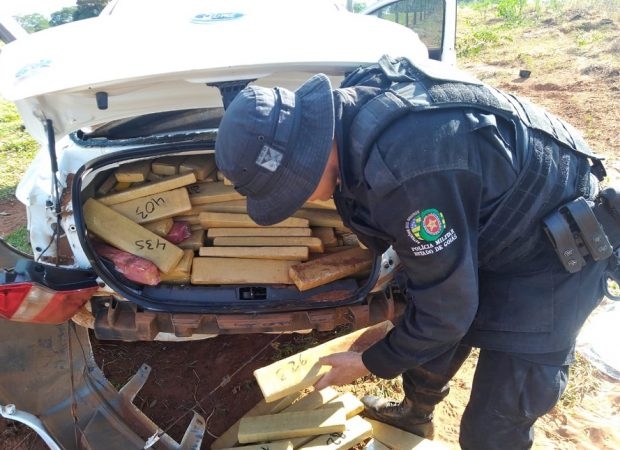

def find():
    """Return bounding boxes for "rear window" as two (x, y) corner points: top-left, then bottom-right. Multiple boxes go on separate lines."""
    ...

(365, 0), (445, 58)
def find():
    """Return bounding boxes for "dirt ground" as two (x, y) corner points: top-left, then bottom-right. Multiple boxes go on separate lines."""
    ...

(0, 197), (25, 238)
(2, 7), (620, 450)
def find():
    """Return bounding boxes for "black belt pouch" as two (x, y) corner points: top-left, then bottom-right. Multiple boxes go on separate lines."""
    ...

(593, 188), (620, 249)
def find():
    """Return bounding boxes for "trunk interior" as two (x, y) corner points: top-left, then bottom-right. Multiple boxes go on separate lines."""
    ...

(73, 144), (379, 315)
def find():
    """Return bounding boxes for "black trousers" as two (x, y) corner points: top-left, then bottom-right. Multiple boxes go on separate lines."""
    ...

(459, 350), (568, 449)
(401, 346), (569, 449)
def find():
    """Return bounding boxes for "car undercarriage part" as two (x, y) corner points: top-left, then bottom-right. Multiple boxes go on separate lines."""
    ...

(0, 403), (61, 450)
(0, 318), (205, 449)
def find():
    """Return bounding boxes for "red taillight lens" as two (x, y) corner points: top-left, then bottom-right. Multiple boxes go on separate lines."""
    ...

(0, 282), (97, 324)
(0, 283), (32, 319)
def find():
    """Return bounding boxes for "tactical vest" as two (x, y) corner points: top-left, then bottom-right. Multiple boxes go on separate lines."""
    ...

(340, 55), (606, 270)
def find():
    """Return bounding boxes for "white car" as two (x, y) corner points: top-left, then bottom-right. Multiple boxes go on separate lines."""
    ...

(0, 0), (456, 339)
(0, 1), (455, 445)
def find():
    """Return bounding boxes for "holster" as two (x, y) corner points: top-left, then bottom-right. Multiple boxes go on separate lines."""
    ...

(543, 188), (620, 299)
(594, 188), (620, 299)
(592, 188), (620, 247)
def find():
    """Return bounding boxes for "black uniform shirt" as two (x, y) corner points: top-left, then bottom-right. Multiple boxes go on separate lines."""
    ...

(333, 87), (520, 378)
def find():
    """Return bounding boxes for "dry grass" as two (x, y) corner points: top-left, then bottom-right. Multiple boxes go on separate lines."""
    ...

(560, 353), (603, 410)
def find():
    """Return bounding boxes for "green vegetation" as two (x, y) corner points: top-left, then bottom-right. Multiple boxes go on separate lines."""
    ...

(457, 27), (503, 58)
(457, 0), (620, 79)
(0, 97), (35, 248)
(15, 0), (110, 32)
(0, 99), (38, 200)
(496, 0), (527, 22)
(3, 226), (30, 254)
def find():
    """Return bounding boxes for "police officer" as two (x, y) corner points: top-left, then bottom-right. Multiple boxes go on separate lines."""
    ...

(214, 55), (613, 449)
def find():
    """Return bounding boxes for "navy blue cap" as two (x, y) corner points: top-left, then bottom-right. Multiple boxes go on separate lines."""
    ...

(215, 74), (334, 226)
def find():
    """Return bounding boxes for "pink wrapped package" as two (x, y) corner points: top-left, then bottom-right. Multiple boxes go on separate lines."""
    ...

(165, 221), (193, 244)
(93, 242), (161, 285)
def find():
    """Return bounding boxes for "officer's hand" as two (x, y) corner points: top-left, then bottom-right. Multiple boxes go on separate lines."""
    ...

(314, 351), (369, 390)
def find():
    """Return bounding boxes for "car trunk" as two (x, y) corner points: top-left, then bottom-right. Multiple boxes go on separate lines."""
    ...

(72, 137), (382, 317)
(0, 2), (425, 334)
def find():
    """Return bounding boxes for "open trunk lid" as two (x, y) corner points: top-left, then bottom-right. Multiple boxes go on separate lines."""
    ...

(0, 0), (428, 145)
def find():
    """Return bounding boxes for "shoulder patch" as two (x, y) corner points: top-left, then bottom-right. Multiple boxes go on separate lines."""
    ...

(410, 209), (445, 242)
(406, 209), (457, 256)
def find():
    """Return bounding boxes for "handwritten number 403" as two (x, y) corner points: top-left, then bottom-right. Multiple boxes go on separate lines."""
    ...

(134, 196), (166, 220)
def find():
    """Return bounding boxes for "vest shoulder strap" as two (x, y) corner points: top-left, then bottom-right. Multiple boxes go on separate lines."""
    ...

(347, 56), (604, 174)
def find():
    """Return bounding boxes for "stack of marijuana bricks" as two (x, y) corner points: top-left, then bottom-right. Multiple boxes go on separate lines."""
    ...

(83, 153), (373, 289)
(210, 321), (449, 450)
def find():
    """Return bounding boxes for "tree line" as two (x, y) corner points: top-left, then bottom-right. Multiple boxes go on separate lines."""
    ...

(16, 0), (111, 33)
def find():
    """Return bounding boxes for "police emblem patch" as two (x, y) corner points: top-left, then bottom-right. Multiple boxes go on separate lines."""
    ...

(405, 209), (457, 256)
(411, 209), (445, 242)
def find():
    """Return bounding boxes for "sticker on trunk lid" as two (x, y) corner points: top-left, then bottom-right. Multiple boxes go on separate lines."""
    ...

(192, 12), (244, 24)
(15, 58), (52, 82)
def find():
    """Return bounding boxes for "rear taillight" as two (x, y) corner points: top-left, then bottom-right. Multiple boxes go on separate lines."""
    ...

(0, 282), (98, 324)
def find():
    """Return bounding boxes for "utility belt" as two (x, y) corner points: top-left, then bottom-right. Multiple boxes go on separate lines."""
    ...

(543, 187), (620, 299)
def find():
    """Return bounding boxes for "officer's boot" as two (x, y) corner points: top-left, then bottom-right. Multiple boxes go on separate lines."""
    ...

(361, 395), (435, 438)
(362, 344), (472, 439)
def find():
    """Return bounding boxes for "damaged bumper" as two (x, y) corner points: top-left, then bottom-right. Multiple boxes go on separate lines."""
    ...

(0, 319), (205, 449)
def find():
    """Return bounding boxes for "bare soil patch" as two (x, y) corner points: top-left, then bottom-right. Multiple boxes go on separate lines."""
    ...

(0, 198), (25, 237)
(91, 332), (291, 444)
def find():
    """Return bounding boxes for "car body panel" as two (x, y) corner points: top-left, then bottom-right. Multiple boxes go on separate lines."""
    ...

(0, 0), (428, 144)
(0, 318), (206, 449)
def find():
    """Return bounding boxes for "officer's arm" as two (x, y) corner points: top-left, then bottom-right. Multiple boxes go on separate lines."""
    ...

(361, 169), (482, 379)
